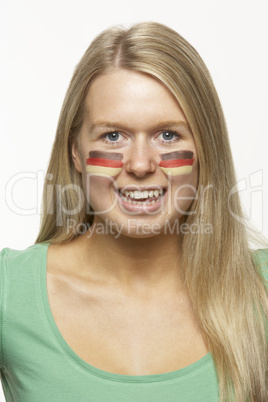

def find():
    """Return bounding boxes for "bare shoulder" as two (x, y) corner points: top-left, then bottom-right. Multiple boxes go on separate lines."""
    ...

(47, 239), (80, 276)
(47, 241), (71, 262)
(46, 240), (85, 304)
(46, 237), (101, 304)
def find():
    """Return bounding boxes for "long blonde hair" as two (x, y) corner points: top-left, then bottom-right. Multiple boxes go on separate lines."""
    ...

(36, 22), (268, 401)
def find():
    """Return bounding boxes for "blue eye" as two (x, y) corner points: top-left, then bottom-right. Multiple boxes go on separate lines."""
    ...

(102, 131), (124, 145)
(158, 130), (181, 143)
(107, 132), (120, 141)
(162, 131), (175, 141)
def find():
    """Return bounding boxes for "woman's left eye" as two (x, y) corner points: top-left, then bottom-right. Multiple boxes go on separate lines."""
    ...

(157, 131), (181, 143)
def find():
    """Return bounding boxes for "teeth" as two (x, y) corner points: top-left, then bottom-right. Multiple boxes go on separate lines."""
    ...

(119, 188), (165, 205)
(120, 189), (165, 199)
(143, 191), (148, 198)
(134, 191), (142, 199)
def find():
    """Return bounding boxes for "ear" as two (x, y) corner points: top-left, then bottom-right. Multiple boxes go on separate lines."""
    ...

(71, 141), (83, 173)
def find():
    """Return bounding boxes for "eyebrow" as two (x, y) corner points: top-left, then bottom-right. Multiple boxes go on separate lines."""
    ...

(89, 120), (192, 133)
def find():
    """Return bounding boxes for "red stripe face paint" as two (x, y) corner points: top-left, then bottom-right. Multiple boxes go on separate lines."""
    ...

(86, 151), (123, 176)
(159, 150), (194, 176)
(87, 158), (123, 168)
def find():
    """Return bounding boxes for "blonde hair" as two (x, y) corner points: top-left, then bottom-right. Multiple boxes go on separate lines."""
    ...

(36, 22), (268, 401)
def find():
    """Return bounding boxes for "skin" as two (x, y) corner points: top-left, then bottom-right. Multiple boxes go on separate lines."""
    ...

(72, 69), (198, 240)
(47, 70), (208, 375)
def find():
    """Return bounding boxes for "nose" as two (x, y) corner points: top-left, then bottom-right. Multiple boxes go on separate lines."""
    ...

(125, 136), (156, 178)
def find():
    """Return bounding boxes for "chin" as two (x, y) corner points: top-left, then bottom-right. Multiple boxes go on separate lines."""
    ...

(117, 230), (162, 240)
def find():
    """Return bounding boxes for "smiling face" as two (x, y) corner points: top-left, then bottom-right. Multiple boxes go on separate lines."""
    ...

(72, 69), (198, 238)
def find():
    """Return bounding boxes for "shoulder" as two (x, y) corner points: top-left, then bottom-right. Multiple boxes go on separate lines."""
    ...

(0, 243), (50, 276)
(252, 248), (268, 284)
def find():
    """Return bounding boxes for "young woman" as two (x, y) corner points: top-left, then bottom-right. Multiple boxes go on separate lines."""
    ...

(0, 22), (267, 402)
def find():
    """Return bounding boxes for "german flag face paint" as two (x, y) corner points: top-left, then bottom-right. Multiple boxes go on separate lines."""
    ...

(86, 151), (123, 176)
(159, 150), (194, 176)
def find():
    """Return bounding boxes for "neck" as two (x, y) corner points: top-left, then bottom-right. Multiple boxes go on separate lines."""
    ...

(76, 222), (184, 295)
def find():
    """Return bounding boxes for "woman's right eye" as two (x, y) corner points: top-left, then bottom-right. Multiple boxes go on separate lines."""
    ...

(102, 131), (124, 144)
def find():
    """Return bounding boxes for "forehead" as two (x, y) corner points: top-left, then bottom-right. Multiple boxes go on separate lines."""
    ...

(83, 69), (188, 129)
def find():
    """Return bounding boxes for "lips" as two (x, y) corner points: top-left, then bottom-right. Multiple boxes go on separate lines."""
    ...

(119, 187), (165, 201)
(114, 187), (167, 214)
(115, 187), (167, 213)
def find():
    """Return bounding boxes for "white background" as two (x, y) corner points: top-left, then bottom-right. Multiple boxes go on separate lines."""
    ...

(0, 0), (267, 398)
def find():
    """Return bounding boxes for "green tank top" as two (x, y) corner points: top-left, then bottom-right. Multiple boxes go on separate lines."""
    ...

(0, 243), (267, 401)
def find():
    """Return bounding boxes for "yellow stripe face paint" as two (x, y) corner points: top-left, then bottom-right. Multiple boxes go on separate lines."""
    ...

(159, 150), (194, 176)
(86, 151), (123, 177)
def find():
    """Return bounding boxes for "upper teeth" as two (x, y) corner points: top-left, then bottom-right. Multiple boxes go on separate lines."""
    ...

(121, 189), (164, 199)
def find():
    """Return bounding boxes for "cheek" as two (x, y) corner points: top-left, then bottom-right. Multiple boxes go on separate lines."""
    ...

(85, 150), (124, 176)
(170, 166), (198, 214)
(83, 174), (116, 211)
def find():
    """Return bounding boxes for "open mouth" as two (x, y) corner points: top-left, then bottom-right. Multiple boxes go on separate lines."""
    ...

(118, 188), (167, 205)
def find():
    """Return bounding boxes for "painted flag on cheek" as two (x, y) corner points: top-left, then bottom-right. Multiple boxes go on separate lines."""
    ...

(159, 150), (194, 176)
(86, 151), (123, 176)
